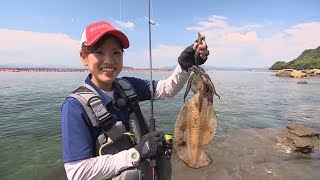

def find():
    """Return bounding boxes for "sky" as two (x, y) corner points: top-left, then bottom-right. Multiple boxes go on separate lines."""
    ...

(0, 0), (320, 68)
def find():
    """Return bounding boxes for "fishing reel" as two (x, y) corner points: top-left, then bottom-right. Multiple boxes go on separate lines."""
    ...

(162, 133), (173, 159)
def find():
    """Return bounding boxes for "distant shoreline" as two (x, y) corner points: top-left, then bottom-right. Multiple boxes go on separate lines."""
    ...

(0, 67), (173, 72)
(0, 67), (271, 73)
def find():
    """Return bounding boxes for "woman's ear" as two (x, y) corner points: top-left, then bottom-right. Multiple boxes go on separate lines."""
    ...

(80, 51), (88, 66)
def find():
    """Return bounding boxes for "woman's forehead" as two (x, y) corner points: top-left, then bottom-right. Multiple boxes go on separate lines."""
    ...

(98, 35), (122, 49)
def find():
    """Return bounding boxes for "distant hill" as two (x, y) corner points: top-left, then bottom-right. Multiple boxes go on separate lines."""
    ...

(269, 46), (320, 70)
(0, 63), (135, 69)
(0, 63), (74, 68)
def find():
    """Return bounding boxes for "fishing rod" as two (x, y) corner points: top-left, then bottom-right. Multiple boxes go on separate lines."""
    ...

(148, 0), (157, 179)
(148, 0), (155, 133)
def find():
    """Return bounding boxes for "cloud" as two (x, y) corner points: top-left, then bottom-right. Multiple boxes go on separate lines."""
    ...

(150, 44), (184, 67)
(184, 16), (320, 68)
(1, 17), (319, 69)
(124, 44), (183, 68)
(187, 15), (229, 31)
(0, 29), (82, 67)
(223, 31), (257, 42)
(114, 20), (135, 30)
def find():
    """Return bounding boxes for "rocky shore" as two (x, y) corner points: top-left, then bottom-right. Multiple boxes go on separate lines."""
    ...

(275, 69), (320, 78)
(47, 125), (320, 180)
(171, 125), (320, 180)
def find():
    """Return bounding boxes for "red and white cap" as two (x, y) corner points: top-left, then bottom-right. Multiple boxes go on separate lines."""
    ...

(80, 21), (129, 48)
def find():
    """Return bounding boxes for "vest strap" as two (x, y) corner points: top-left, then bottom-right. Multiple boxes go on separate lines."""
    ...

(114, 79), (150, 138)
(68, 79), (150, 145)
(69, 84), (115, 133)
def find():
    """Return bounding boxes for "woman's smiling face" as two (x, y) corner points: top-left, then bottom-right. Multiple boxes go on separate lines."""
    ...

(81, 36), (123, 91)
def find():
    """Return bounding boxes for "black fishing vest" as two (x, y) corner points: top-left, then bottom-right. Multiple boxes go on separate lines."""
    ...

(68, 78), (150, 155)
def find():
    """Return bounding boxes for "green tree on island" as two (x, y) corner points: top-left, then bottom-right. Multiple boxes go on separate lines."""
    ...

(269, 46), (320, 70)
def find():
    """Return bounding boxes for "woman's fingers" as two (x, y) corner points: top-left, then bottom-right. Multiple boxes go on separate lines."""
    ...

(193, 41), (207, 50)
(192, 34), (210, 60)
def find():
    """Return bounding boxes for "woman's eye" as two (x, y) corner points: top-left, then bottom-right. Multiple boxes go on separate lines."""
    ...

(94, 51), (104, 55)
(114, 50), (123, 55)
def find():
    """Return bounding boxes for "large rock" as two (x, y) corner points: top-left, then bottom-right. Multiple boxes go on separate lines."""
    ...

(287, 124), (320, 137)
(282, 124), (320, 154)
(284, 132), (314, 153)
(275, 69), (293, 77)
(275, 69), (320, 78)
(290, 70), (307, 78)
(302, 69), (320, 76)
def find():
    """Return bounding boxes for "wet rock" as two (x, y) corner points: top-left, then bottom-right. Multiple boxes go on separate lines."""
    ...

(282, 124), (320, 154)
(290, 70), (307, 78)
(275, 69), (293, 77)
(304, 69), (320, 76)
(287, 124), (320, 137)
(297, 80), (307, 84)
(275, 69), (320, 78)
(284, 132), (314, 153)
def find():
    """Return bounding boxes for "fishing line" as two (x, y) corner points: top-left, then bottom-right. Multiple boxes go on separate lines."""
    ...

(119, 0), (122, 21)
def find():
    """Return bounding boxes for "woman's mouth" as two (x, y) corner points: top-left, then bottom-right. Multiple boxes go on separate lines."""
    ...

(101, 67), (116, 75)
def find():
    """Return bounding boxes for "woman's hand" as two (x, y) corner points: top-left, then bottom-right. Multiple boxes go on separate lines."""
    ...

(178, 34), (210, 71)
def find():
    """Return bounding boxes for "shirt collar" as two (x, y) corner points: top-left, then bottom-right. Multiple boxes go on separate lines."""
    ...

(85, 74), (113, 104)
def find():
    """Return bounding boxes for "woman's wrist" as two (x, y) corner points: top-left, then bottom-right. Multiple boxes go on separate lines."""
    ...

(127, 148), (140, 165)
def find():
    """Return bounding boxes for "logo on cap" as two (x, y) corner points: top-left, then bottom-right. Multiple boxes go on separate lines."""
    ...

(89, 24), (109, 32)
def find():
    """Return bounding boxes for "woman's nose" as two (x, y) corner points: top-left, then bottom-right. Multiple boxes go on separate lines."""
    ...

(102, 54), (116, 64)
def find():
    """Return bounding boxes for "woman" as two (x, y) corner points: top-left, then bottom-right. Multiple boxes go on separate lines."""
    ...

(61, 20), (209, 180)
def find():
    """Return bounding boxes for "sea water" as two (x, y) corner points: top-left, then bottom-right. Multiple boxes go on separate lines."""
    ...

(0, 70), (319, 179)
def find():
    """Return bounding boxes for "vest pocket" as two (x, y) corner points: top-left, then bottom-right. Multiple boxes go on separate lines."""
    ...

(99, 133), (136, 155)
